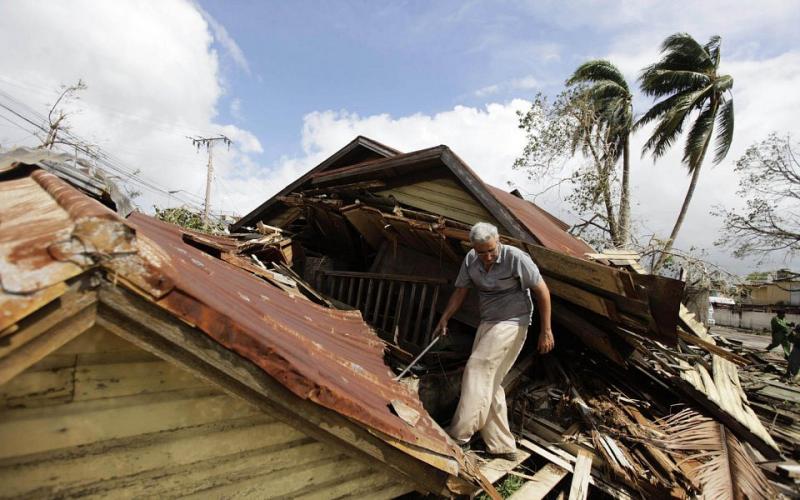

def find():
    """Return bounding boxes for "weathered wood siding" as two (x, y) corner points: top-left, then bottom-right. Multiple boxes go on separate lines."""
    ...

(378, 176), (500, 227)
(0, 326), (411, 499)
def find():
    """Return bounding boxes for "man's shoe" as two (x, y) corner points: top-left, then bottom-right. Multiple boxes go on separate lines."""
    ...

(488, 450), (518, 461)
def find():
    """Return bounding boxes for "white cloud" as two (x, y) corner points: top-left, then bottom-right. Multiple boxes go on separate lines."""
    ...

(511, 76), (540, 90)
(193, 2), (251, 74)
(474, 84), (501, 97)
(0, 0), (259, 218)
(229, 97), (243, 121)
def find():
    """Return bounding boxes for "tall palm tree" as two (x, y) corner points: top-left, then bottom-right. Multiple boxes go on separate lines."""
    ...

(567, 60), (633, 248)
(637, 33), (734, 272)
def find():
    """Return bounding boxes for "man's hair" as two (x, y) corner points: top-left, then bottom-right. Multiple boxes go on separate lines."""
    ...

(777, 309), (786, 316)
(470, 222), (499, 244)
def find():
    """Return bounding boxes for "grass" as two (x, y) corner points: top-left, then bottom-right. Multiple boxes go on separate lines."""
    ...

(477, 474), (525, 499)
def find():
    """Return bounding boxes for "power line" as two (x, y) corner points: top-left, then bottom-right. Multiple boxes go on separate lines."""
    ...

(0, 93), (229, 220)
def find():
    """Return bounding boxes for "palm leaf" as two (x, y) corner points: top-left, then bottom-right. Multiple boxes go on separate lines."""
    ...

(639, 68), (709, 96)
(642, 86), (712, 159)
(714, 74), (733, 93)
(683, 101), (716, 171)
(713, 98), (734, 164)
(659, 33), (714, 71)
(568, 60), (630, 92)
(656, 409), (775, 499)
(705, 35), (722, 70)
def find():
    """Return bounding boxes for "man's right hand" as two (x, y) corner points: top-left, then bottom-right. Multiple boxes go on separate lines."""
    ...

(434, 317), (449, 336)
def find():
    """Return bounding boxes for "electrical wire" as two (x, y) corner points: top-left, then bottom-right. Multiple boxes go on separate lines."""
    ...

(0, 92), (229, 221)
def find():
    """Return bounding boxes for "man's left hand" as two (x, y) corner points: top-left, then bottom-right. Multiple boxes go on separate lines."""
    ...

(538, 329), (554, 354)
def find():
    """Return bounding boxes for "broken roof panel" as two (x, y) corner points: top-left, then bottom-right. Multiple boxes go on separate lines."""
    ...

(126, 212), (459, 458)
(0, 166), (470, 482)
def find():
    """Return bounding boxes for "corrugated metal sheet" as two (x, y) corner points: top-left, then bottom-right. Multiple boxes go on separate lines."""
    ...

(487, 185), (594, 258)
(127, 212), (459, 458)
(0, 167), (464, 473)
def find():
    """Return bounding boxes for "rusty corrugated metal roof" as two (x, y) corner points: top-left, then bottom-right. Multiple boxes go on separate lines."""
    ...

(0, 167), (464, 475)
(487, 185), (594, 258)
(126, 212), (459, 457)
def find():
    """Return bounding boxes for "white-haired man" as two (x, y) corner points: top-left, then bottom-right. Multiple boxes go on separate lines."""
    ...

(434, 222), (553, 459)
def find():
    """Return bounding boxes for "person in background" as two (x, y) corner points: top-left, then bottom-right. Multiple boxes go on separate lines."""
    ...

(767, 309), (792, 358)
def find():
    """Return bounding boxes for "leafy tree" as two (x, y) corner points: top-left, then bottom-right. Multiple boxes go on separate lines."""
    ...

(715, 133), (800, 259)
(154, 206), (225, 234)
(567, 60), (633, 247)
(514, 89), (629, 249)
(637, 33), (734, 272)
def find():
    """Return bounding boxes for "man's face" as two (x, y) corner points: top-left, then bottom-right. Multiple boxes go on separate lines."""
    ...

(779, 311), (786, 319)
(474, 237), (500, 267)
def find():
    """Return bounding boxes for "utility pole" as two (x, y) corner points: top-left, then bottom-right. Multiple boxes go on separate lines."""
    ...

(188, 135), (232, 226)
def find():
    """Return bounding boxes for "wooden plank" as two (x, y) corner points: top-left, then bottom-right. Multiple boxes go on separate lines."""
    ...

(0, 415), (308, 497)
(567, 449), (592, 500)
(382, 281), (396, 332)
(508, 463), (568, 500)
(0, 387), (258, 460)
(95, 285), (461, 496)
(177, 453), (374, 499)
(73, 359), (206, 401)
(0, 295), (96, 386)
(525, 244), (627, 296)
(481, 451), (530, 484)
(373, 280), (386, 324)
(0, 289), (95, 360)
(0, 366), (73, 408)
(378, 177), (498, 227)
(293, 469), (408, 500)
(342, 205), (387, 250)
(518, 438), (633, 500)
(413, 284), (429, 344)
(677, 329), (749, 366)
(546, 277), (617, 320)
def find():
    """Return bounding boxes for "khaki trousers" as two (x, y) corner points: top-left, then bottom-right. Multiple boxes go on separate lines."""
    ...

(448, 322), (527, 454)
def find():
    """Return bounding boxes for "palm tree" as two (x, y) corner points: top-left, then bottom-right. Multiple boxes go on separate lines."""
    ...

(567, 60), (633, 248)
(637, 33), (734, 272)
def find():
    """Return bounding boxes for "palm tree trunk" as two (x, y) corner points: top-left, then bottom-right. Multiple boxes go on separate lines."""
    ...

(618, 136), (631, 247)
(653, 164), (703, 272)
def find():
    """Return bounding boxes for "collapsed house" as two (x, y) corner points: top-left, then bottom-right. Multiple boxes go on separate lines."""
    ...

(0, 149), (492, 498)
(1, 139), (797, 498)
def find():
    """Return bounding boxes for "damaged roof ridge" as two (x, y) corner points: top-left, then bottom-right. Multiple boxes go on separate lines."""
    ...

(311, 145), (449, 182)
(30, 168), (120, 223)
(231, 135), (403, 231)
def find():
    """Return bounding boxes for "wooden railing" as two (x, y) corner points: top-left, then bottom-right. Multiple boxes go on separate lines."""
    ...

(320, 271), (447, 349)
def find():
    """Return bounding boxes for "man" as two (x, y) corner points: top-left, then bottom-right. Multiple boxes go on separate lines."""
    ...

(434, 222), (553, 460)
(767, 309), (792, 358)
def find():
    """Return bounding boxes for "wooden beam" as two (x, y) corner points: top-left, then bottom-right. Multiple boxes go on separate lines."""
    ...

(96, 284), (465, 497)
(568, 450), (592, 500)
(508, 463), (568, 500)
(0, 290), (97, 386)
(677, 329), (750, 366)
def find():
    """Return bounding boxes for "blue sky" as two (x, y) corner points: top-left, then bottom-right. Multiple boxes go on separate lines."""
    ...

(200, 0), (798, 161)
(1, 0), (798, 274)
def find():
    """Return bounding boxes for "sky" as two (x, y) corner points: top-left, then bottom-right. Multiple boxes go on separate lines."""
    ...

(0, 0), (798, 276)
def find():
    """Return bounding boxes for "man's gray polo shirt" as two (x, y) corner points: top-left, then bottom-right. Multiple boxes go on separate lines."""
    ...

(454, 244), (541, 325)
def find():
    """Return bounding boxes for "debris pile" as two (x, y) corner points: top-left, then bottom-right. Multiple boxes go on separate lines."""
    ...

(224, 137), (797, 497)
